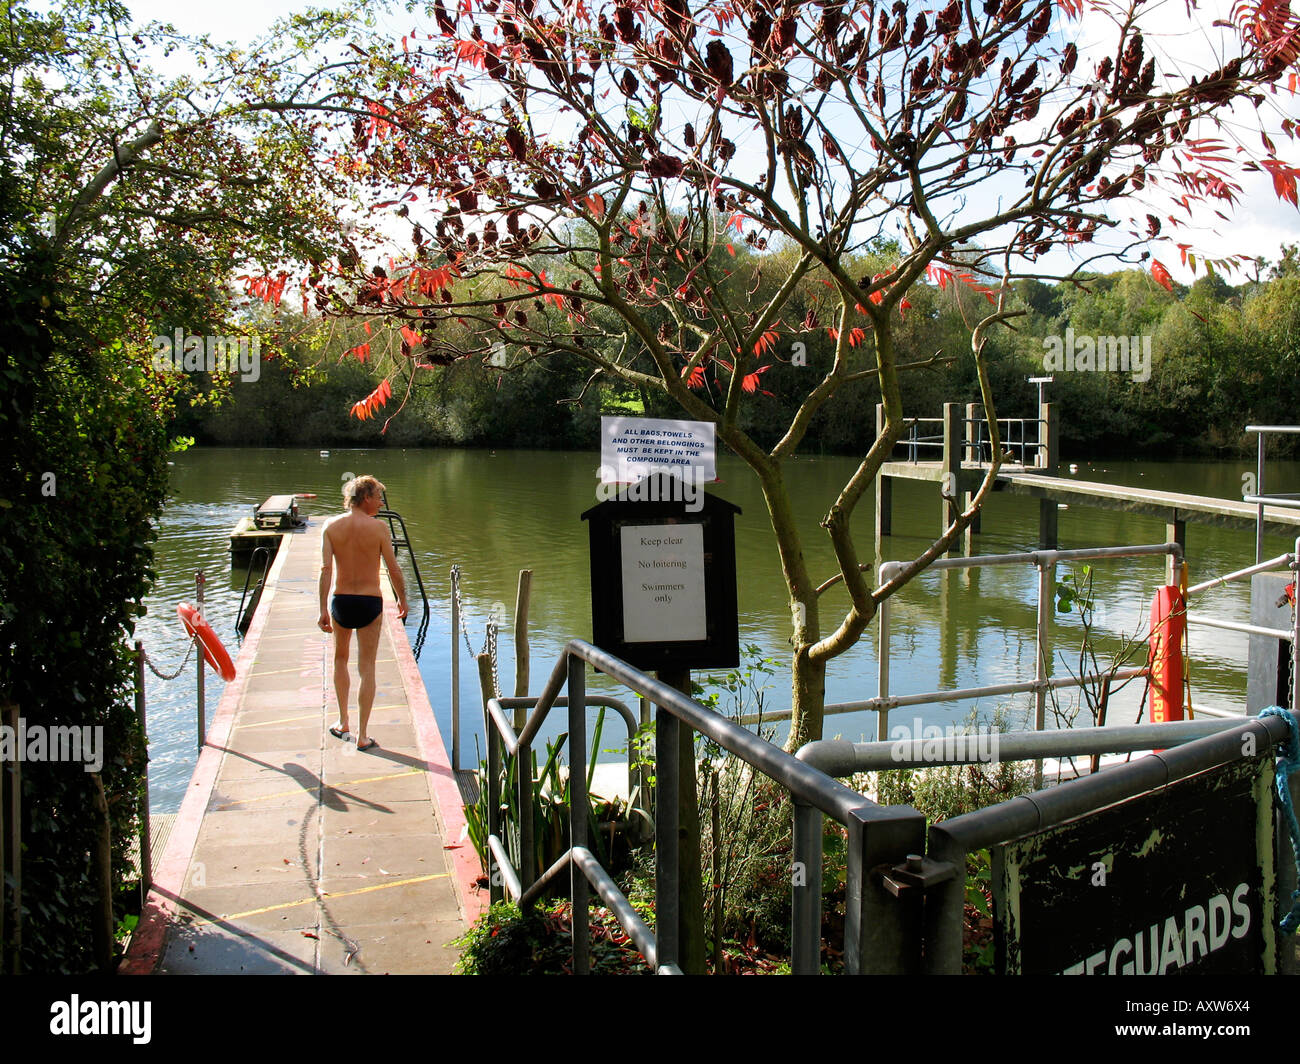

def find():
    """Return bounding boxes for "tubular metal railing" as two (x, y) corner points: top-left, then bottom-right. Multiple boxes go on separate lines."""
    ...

(965, 415), (1044, 467)
(743, 544), (1180, 757)
(915, 713), (1296, 974)
(235, 545), (273, 636)
(481, 639), (931, 975)
(377, 507), (429, 617)
(1245, 425), (1300, 564)
(892, 414), (1046, 467)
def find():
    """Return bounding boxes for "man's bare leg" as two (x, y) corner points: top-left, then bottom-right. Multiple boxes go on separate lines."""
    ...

(332, 626), (353, 734)
(355, 612), (383, 748)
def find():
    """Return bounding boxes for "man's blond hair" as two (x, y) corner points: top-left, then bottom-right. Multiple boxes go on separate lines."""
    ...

(342, 475), (385, 510)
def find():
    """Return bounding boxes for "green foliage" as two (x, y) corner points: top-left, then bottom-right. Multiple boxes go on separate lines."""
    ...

(463, 710), (639, 895)
(175, 259), (1300, 458)
(0, 192), (166, 972)
(453, 899), (650, 975)
(860, 711), (1033, 824)
(0, 0), (374, 969)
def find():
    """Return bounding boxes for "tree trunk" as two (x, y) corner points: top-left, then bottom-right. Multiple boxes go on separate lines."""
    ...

(751, 461), (827, 751)
(788, 641), (828, 753)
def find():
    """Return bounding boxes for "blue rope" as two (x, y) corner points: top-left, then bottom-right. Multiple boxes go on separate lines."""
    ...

(1259, 707), (1300, 934)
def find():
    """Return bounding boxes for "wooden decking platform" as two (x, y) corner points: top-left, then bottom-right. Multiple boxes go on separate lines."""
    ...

(123, 518), (482, 976)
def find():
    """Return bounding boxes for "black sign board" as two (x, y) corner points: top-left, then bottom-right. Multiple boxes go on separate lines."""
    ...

(993, 756), (1279, 974)
(581, 476), (740, 671)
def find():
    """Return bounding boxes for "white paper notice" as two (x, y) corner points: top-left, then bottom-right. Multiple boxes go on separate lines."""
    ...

(600, 416), (716, 484)
(620, 524), (707, 643)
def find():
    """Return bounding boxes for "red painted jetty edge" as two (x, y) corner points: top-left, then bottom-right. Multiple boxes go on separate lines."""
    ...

(387, 601), (487, 926)
(119, 532), (295, 975)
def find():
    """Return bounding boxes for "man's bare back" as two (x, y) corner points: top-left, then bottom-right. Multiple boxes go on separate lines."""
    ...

(323, 510), (388, 596)
(318, 475), (408, 750)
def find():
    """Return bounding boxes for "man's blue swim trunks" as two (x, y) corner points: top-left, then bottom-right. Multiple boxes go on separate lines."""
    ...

(330, 594), (383, 629)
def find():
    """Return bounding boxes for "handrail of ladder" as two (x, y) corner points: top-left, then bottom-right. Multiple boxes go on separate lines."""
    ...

(378, 508), (429, 617)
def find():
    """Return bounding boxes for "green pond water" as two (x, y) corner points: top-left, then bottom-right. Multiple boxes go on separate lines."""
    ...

(137, 447), (1300, 812)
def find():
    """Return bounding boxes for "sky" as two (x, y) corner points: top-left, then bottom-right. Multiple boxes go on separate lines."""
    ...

(116, 0), (1300, 285)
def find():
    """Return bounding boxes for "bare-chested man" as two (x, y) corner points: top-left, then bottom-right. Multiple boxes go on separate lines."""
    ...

(318, 475), (408, 750)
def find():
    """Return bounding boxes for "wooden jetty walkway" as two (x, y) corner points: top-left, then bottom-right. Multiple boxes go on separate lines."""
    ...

(123, 518), (482, 975)
(877, 404), (1300, 567)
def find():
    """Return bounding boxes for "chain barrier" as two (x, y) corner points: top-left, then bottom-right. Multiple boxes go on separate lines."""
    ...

(450, 564), (501, 698)
(140, 635), (197, 681)
(486, 619), (501, 700)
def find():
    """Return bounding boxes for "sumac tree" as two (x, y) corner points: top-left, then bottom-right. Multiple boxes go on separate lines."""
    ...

(305, 0), (1300, 749)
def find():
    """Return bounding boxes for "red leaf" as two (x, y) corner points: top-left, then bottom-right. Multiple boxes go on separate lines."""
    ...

(350, 378), (393, 421)
(1261, 157), (1300, 207)
(741, 364), (771, 393)
(1151, 260), (1174, 291)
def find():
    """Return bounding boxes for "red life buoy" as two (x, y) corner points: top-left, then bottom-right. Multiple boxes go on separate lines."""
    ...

(1148, 586), (1186, 724)
(177, 602), (237, 682)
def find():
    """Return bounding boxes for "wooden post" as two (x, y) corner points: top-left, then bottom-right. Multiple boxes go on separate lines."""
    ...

(135, 642), (151, 895)
(963, 403), (982, 555)
(2, 702), (19, 974)
(513, 569), (532, 707)
(90, 774), (114, 973)
(874, 404), (892, 559)
(942, 403), (962, 556)
(1038, 402), (1059, 549)
(964, 403), (981, 465)
(1038, 402), (1059, 473)
(657, 667), (706, 975)
(475, 653), (496, 734)
(1165, 518), (1187, 586)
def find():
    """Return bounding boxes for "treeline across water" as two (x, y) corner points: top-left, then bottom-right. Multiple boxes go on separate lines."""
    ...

(175, 254), (1300, 459)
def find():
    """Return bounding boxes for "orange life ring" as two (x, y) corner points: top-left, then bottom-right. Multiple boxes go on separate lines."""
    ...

(177, 602), (237, 682)
(1148, 586), (1186, 724)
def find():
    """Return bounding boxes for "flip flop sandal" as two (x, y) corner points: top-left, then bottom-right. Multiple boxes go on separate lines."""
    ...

(356, 737), (379, 751)
(329, 726), (349, 741)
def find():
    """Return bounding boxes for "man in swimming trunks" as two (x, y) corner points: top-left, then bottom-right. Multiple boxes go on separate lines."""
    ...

(318, 475), (408, 750)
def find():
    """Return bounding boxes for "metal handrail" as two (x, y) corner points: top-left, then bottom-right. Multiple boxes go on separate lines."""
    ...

(377, 508), (429, 616)
(235, 545), (273, 636)
(921, 713), (1294, 973)
(481, 639), (928, 975)
(874, 544), (1182, 763)
(1247, 425), (1300, 563)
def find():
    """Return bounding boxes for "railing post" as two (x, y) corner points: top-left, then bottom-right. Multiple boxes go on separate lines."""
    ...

(877, 566), (892, 741)
(517, 734), (534, 900)
(1257, 433), (1267, 565)
(1034, 561), (1053, 788)
(842, 803), (927, 974)
(942, 403), (962, 555)
(1293, 539), (1300, 715)
(195, 570), (206, 751)
(654, 703), (681, 972)
(791, 799), (824, 974)
(875, 404), (892, 559)
(924, 827), (967, 974)
(487, 722), (503, 905)
(135, 641), (152, 895)
(450, 568), (460, 773)
(567, 654), (590, 975)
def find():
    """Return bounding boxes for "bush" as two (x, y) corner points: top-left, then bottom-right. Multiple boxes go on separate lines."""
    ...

(454, 900), (650, 975)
